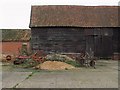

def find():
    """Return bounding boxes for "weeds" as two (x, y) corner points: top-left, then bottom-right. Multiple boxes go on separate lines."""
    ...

(65, 60), (81, 67)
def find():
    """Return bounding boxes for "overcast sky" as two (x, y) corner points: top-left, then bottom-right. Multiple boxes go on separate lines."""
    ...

(0, 0), (119, 29)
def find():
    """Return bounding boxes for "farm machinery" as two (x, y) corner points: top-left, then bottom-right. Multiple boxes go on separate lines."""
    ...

(13, 43), (46, 65)
(13, 43), (30, 65)
(13, 43), (96, 69)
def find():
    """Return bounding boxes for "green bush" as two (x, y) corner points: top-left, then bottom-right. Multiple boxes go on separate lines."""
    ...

(65, 60), (80, 67)
(21, 59), (38, 68)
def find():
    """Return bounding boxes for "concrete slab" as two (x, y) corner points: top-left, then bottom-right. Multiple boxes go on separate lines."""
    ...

(17, 72), (57, 88)
(2, 72), (32, 88)
(17, 70), (118, 88)
(1, 60), (118, 88)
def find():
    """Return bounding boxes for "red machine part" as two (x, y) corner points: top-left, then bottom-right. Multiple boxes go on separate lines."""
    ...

(31, 50), (46, 63)
(17, 55), (30, 59)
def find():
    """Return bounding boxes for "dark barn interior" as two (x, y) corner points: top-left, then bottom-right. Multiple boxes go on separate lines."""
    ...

(29, 6), (120, 58)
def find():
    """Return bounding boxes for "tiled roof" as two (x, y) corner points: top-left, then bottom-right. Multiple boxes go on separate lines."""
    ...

(1, 29), (31, 41)
(30, 5), (119, 27)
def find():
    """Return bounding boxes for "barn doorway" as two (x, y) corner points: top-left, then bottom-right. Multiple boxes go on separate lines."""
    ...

(85, 28), (113, 58)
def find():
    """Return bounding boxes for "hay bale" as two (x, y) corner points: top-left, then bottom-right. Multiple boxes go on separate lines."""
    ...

(35, 61), (75, 70)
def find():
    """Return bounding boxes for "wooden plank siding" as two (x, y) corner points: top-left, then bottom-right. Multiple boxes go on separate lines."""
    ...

(113, 28), (120, 53)
(31, 27), (85, 53)
(31, 27), (119, 58)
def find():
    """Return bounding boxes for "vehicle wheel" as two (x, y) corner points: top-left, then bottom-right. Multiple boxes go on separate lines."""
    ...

(13, 60), (20, 65)
(89, 60), (95, 68)
(6, 55), (12, 61)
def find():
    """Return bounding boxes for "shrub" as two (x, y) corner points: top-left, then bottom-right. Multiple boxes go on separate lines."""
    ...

(45, 54), (74, 62)
(20, 59), (38, 68)
(65, 60), (80, 67)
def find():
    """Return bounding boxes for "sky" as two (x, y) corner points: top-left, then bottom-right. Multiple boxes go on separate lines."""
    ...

(0, 0), (119, 29)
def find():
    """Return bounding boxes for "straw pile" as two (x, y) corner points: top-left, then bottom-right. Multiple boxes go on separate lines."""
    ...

(35, 61), (75, 70)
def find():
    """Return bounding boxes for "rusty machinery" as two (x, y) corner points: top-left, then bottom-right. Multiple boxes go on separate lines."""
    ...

(13, 43), (47, 65)
(31, 50), (47, 63)
(76, 52), (96, 68)
(13, 43), (30, 65)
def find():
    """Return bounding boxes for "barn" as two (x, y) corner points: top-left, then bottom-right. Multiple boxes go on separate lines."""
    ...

(29, 5), (120, 59)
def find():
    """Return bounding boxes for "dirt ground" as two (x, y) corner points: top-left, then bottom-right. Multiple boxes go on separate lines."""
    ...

(1, 60), (119, 88)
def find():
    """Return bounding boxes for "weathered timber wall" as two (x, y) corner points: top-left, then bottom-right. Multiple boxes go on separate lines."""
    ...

(31, 27), (85, 53)
(31, 27), (119, 58)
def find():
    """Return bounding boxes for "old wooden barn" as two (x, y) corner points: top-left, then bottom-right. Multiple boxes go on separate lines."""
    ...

(29, 5), (120, 58)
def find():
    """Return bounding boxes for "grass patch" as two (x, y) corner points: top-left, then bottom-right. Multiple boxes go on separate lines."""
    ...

(12, 83), (19, 89)
(65, 60), (80, 67)
(14, 59), (39, 68)
(25, 72), (34, 80)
